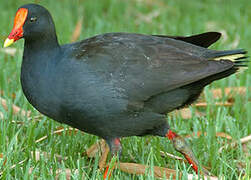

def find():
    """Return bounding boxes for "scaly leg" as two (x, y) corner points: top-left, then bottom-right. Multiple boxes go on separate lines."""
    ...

(103, 138), (122, 179)
(166, 130), (210, 175)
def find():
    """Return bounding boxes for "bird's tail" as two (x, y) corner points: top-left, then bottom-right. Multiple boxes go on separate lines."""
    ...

(212, 49), (247, 61)
(207, 49), (249, 71)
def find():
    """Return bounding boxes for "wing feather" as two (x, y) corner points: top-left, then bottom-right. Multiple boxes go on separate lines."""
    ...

(73, 33), (233, 103)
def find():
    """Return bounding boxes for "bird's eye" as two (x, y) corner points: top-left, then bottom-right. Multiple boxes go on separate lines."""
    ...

(30, 17), (37, 22)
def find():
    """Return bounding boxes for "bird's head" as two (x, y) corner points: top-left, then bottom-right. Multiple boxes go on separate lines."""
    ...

(4, 4), (57, 47)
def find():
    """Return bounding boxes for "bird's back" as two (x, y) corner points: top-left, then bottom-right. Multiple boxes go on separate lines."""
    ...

(49, 32), (247, 138)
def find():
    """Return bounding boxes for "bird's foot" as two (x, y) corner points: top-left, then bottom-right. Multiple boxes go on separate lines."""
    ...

(166, 130), (210, 175)
(103, 138), (122, 179)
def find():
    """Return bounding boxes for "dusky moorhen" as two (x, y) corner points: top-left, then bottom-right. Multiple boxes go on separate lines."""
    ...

(4, 3), (248, 176)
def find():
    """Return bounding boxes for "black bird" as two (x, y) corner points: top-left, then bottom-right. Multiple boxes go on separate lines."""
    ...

(4, 3), (248, 177)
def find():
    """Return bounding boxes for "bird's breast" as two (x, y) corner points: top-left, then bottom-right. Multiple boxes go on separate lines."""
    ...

(21, 55), (62, 119)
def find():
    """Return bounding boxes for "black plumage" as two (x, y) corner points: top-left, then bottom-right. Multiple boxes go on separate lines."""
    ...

(5, 3), (248, 175)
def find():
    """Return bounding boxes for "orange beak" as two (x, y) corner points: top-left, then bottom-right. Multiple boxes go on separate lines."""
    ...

(4, 8), (28, 48)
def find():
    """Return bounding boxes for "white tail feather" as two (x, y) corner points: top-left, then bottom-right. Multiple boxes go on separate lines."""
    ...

(214, 53), (245, 61)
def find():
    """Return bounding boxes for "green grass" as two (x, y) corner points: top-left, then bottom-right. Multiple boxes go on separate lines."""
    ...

(0, 0), (250, 179)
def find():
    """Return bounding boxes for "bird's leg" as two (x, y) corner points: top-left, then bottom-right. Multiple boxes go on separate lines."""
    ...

(166, 130), (210, 175)
(109, 138), (122, 157)
(103, 138), (122, 179)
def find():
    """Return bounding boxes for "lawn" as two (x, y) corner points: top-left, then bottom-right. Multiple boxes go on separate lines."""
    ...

(0, 0), (250, 179)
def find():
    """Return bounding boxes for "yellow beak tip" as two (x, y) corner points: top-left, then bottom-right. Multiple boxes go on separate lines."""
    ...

(3, 38), (14, 48)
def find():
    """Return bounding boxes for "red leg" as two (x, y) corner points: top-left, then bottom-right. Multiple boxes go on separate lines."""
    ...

(104, 163), (112, 180)
(103, 138), (122, 179)
(166, 130), (209, 175)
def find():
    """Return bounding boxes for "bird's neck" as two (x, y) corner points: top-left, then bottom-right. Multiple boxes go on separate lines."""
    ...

(24, 33), (60, 53)
(21, 35), (62, 120)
